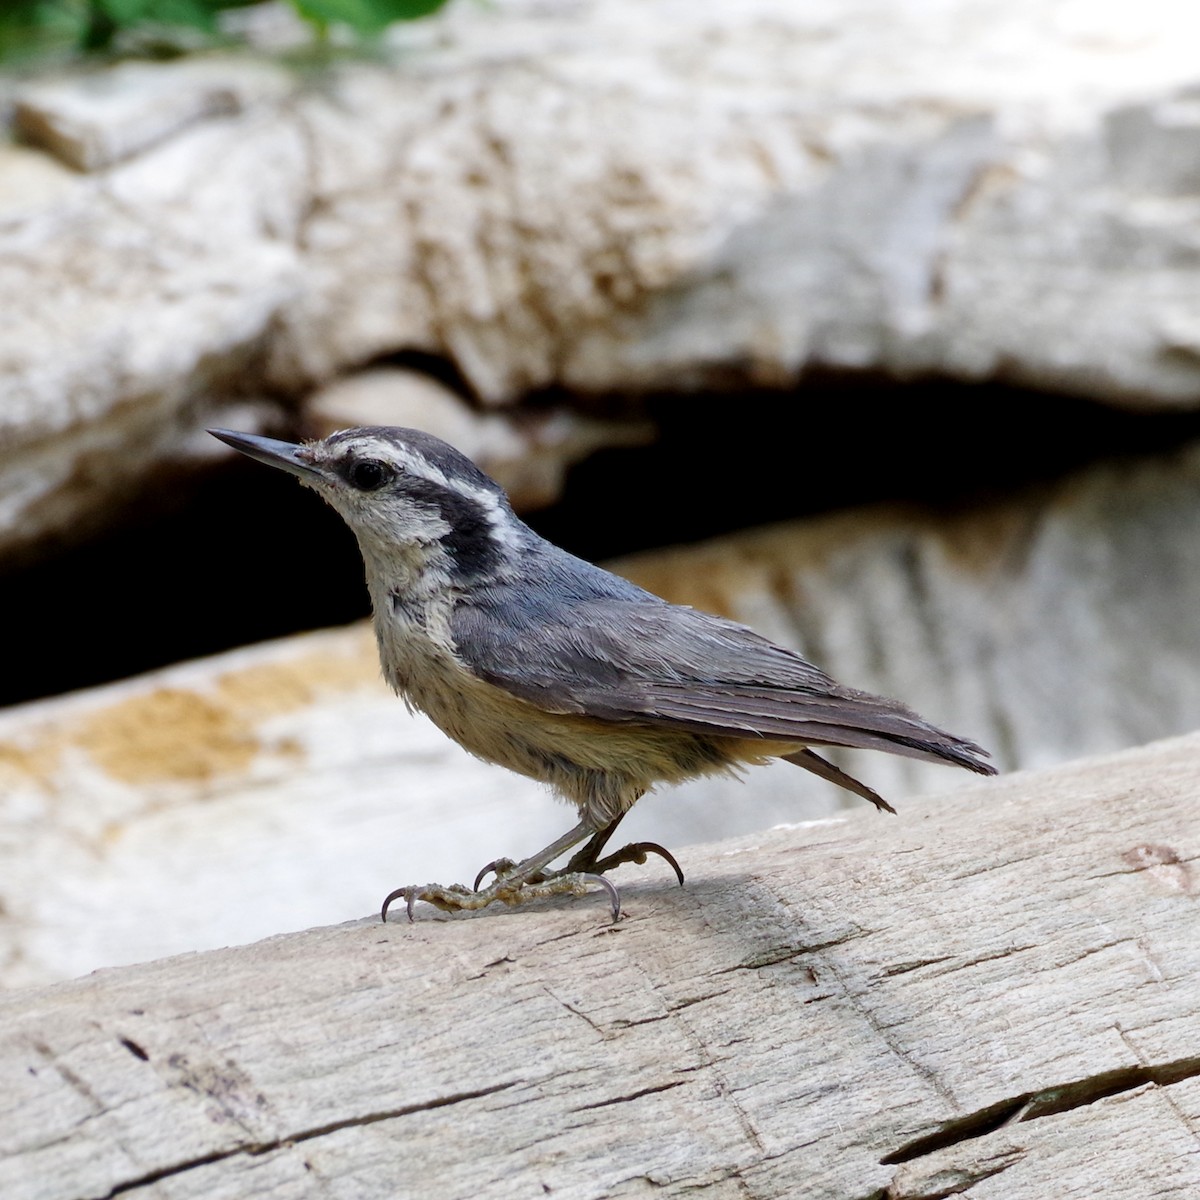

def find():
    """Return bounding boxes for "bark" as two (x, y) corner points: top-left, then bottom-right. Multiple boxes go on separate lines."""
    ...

(3, 732), (1199, 1198)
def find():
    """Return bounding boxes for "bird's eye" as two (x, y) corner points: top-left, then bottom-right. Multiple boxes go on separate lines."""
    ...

(345, 458), (393, 492)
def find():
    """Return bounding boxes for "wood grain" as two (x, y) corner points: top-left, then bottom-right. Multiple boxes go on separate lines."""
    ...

(4, 732), (1200, 1199)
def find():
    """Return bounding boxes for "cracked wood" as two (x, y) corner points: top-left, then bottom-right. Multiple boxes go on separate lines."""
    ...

(3, 733), (1200, 1198)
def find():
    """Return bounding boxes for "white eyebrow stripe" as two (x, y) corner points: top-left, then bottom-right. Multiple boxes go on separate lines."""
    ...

(392, 445), (448, 485)
(331, 433), (522, 550)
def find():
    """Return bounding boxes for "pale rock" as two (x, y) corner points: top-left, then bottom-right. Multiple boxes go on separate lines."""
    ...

(0, 143), (76, 217)
(266, 0), (1200, 403)
(0, 107), (305, 556)
(13, 57), (293, 171)
(5, 0), (1200, 554)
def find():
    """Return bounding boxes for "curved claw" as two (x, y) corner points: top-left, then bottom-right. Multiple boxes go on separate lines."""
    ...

(473, 857), (527, 891)
(589, 840), (685, 887)
(380, 885), (411, 923)
(580, 872), (622, 922)
(636, 842), (685, 887)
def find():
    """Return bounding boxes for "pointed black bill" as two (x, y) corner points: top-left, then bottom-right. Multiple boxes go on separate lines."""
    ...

(208, 429), (323, 481)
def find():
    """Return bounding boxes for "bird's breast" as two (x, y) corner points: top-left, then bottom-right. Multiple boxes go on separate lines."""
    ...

(368, 589), (788, 824)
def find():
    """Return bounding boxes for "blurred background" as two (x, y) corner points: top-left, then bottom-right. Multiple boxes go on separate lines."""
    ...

(3, 0), (1200, 987)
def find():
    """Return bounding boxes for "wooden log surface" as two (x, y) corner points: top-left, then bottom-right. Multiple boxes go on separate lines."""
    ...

(3, 732), (1200, 1199)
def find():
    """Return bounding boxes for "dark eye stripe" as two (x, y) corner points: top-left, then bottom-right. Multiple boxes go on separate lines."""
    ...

(400, 476), (503, 579)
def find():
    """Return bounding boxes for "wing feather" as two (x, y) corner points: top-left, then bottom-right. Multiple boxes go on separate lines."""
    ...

(451, 557), (993, 776)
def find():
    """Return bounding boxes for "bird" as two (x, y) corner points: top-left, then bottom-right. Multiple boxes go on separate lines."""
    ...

(209, 424), (995, 921)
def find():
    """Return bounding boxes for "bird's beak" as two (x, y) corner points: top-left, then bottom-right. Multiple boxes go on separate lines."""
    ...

(208, 429), (324, 481)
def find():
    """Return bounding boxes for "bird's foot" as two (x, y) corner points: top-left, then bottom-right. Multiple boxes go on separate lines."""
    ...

(474, 842), (685, 892)
(382, 871), (620, 923)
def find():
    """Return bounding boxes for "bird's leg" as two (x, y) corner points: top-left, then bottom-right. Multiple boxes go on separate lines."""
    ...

(474, 807), (685, 891)
(384, 819), (621, 923)
(551, 811), (686, 887)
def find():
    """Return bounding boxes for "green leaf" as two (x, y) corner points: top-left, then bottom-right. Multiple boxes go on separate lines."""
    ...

(0, 0), (454, 64)
(141, 0), (222, 32)
(366, 0), (451, 18)
(290, 0), (387, 34)
(289, 0), (449, 34)
(0, 2), (89, 64)
(96, 0), (153, 23)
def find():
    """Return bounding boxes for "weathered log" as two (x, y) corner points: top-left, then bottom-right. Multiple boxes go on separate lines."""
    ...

(3, 732), (1199, 1198)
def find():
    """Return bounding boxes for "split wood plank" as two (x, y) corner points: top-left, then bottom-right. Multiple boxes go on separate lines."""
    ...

(3, 733), (1200, 1198)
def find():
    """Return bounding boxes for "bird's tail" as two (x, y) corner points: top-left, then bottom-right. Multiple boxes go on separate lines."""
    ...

(783, 719), (995, 812)
(784, 748), (897, 813)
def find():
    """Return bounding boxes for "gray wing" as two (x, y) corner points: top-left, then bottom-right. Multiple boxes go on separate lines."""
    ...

(452, 561), (993, 775)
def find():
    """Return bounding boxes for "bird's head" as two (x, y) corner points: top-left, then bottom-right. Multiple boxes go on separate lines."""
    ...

(209, 426), (521, 585)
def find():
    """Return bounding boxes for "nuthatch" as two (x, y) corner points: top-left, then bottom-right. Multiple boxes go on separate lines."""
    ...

(210, 425), (995, 921)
